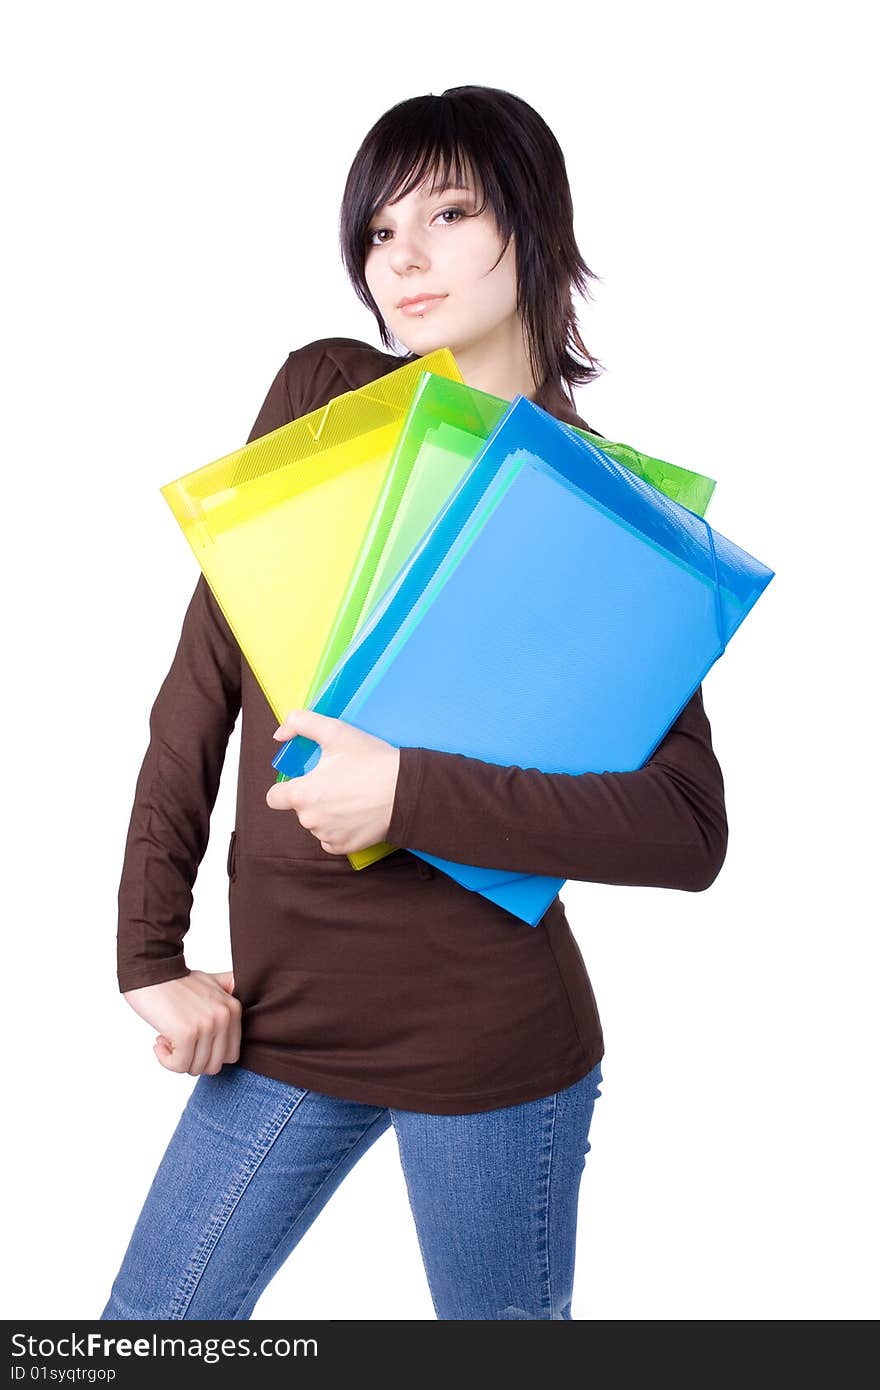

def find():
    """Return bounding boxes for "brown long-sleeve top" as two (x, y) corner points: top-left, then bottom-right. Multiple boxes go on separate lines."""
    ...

(116, 338), (729, 1114)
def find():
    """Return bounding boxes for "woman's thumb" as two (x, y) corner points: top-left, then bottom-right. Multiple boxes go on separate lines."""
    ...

(214, 970), (236, 994)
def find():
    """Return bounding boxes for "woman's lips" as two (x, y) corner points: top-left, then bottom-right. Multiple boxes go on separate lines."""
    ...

(398, 295), (447, 317)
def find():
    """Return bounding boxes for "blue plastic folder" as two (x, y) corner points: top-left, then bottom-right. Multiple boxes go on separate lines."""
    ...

(273, 396), (774, 924)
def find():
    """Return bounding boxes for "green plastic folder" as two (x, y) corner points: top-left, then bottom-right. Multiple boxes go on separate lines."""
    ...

(160, 348), (463, 724)
(298, 372), (716, 870)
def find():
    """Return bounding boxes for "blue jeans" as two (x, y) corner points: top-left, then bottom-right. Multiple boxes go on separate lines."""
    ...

(100, 1059), (603, 1321)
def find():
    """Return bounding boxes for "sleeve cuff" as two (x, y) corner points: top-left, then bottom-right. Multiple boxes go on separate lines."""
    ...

(117, 956), (191, 994)
(385, 746), (425, 848)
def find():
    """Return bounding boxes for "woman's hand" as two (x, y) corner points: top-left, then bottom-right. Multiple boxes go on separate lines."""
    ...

(123, 970), (242, 1076)
(266, 710), (401, 854)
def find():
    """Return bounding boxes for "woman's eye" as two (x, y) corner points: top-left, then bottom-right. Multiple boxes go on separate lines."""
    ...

(366, 207), (465, 247)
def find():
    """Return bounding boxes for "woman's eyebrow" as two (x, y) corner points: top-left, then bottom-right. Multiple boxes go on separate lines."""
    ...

(405, 180), (475, 203)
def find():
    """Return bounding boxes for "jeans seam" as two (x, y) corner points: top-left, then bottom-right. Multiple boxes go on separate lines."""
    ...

(166, 1088), (309, 1320)
(226, 1108), (392, 1319)
(538, 1090), (558, 1319)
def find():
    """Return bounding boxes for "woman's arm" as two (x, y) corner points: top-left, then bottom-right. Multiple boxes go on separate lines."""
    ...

(115, 355), (296, 992)
(385, 683), (729, 892)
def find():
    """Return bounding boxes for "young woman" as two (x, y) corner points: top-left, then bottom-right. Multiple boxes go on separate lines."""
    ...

(102, 86), (727, 1322)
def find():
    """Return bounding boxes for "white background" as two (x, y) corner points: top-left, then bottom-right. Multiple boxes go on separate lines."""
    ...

(2, 0), (876, 1321)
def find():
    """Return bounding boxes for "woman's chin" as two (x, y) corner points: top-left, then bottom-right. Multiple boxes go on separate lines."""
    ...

(398, 326), (461, 359)
(398, 334), (446, 359)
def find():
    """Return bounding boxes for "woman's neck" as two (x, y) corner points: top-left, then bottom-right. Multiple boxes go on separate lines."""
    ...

(455, 357), (542, 403)
(453, 351), (541, 403)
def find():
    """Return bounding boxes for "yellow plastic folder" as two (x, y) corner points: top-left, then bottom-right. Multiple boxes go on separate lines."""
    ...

(160, 348), (463, 723)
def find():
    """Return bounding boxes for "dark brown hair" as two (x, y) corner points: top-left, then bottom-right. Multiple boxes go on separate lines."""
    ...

(338, 85), (603, 407)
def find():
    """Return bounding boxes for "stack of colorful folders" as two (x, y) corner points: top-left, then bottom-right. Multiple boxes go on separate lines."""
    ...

(271, 389), (774, 926)
(160, 349), (772, 926)
(277, 370), (718, 873)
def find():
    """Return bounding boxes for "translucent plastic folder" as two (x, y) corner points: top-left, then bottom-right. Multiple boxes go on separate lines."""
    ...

(293, 371), (718, 872)
(303, 372), (716, 712)
(160, 348), (463, 723)
(273, 394), (774, 925)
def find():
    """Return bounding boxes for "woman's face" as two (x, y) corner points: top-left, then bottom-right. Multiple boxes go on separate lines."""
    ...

(363, 168), (520, 359)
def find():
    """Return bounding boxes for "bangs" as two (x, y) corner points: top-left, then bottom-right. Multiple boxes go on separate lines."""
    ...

(352, 107), (501, 247)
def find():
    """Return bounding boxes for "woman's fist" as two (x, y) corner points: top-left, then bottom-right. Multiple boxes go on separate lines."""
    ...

(123, 969), (242, 1076)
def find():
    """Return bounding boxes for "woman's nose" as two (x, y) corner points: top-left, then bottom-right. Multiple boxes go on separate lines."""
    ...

(388, 235), (429, 274)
